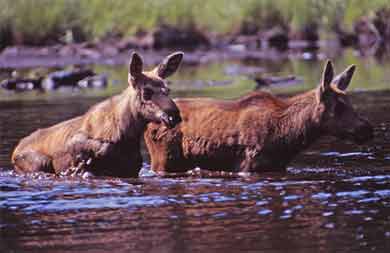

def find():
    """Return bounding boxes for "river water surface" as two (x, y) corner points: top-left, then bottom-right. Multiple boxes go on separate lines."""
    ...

(0, 49), (390, 252)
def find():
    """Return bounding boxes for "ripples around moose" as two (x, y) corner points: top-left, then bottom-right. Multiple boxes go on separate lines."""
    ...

(1, 163), (390, 252)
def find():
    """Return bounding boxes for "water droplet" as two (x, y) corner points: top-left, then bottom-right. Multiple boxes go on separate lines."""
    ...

(255, 200), (268, 206)
(283, 195), (301, 201)
(324, 223), (335, 229)
(356, 234), (364, 240)
(322, 211), (334, 217)
(213, 212), (227, 218)
(344, 209), (364, 215)
(257, 209), (272, 216)
(280, 214), (291, 219)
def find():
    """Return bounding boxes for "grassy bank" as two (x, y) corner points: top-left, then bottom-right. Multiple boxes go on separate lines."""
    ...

(0, 0), (389, 46)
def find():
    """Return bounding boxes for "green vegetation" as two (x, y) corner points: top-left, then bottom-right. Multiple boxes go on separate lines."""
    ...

(0, 0), (389, 46)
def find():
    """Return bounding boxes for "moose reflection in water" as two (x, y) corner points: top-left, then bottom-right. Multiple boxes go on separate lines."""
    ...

(145, 61), (374, 175)
(11, 52), (183, 177)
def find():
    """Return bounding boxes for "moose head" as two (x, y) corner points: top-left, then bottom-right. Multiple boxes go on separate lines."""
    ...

(128, 52), (183, 128)
(316, 61), (373, 144)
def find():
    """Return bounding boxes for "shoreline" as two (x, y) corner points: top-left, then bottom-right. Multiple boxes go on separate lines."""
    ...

(0, 38), (384, 70)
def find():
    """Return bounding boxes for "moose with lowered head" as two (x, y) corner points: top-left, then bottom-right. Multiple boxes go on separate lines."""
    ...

(12, 52), (183, 177)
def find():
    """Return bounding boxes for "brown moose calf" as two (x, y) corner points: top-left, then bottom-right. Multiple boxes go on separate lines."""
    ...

(12, 52), (183, 177)
(145, 61), (373, 175)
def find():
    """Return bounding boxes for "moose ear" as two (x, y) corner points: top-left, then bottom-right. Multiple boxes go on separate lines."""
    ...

(128, 52), (143, 85)
(332, 64), (356, 91)
(321, 60), (334, 91)
(316, 60), (334, 103)
(155, 52), (184, 79)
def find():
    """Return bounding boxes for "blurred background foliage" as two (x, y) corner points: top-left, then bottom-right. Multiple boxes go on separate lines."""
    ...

(0, 0), (389, 46)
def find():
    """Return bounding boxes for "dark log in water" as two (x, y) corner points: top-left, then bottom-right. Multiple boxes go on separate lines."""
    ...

(41, 68), (95, 90)
(0, 77), (43, 91)
(77, 74), (108, 89)
(253, 75), (303, 88)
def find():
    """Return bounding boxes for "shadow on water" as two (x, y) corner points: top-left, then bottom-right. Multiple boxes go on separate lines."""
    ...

(1, 48), (390, 252)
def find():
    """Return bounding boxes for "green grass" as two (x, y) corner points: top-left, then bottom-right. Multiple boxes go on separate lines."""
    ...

(0, 0), (84, 45)
(0, 0), (389, 46)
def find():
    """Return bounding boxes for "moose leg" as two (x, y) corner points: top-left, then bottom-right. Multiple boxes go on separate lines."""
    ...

(239, 148), (287, 174)
(69, 133), (112, 156)
(13, 151), (53, 173)
(109, 152), (142, 178)
(58, 133), (113, 174)
(239, 147), (261, 174)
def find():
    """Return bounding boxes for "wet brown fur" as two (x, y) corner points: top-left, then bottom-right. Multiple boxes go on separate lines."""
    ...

(12, 52), (183, 177)
(145, 61), (373, 174)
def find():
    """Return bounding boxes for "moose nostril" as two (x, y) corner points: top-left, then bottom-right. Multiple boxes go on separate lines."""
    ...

(159, 110), (181, 128)
(173, 110), (182, 121)
(169, 110), (181, 123)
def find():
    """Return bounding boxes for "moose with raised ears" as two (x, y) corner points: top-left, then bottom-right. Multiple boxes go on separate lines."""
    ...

(12, 51), (184, 177)
(144, 60), (374, 175)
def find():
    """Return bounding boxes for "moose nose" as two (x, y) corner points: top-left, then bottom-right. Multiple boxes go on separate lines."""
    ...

(153, 95), (182, 128)
(160, 109), (182, 129)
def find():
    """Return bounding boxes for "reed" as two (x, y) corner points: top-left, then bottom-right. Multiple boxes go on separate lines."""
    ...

(0, 0), (388, 47)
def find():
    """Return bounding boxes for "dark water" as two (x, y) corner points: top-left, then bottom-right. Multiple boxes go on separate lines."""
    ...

(1, 50), (390, 252)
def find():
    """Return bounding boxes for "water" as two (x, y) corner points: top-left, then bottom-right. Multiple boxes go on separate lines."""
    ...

(1, 49), (390, 252)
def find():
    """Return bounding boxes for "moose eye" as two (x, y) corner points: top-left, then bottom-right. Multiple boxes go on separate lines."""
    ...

(143, 88), (153, 101)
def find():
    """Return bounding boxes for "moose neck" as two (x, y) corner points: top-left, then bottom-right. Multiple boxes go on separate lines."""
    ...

(275, 90), (323, 152)
(112, 87), (146, 142)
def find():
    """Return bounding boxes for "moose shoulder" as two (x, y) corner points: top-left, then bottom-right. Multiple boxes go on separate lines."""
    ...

(145, 61), (373, 174)
(12, 51), (183, 177)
